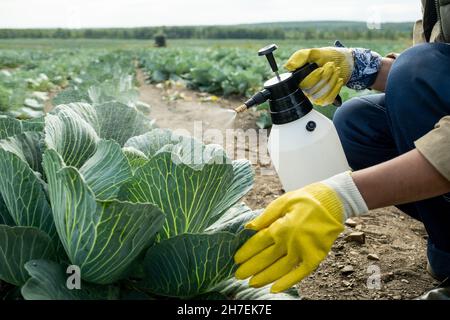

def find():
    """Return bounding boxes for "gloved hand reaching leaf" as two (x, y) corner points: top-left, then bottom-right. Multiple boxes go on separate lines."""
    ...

(234, 171), (369, 293)
(285, 46), (382, 106)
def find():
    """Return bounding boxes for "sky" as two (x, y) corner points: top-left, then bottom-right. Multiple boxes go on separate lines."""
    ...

(0, 0), (422, 29)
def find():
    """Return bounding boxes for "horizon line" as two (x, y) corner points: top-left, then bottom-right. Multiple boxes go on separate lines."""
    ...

(0, 19), (416, 30)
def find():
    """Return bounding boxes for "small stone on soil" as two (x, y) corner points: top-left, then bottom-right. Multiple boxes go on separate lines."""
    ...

(360, 248), (369, 254)
(382, 272), (395, 282)
(367, 253), (380, 261)
(342, 280), (352, 287)
(345, 232), (366, 244)
(345, 218), (358, 227)
(341, 265), (354, 275)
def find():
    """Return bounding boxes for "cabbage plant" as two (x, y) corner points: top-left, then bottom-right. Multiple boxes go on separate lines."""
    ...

(0, 102), (296, 300)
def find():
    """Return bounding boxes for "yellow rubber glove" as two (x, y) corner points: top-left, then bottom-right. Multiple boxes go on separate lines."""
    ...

(234, 172), (369, 293)
(285, 47), (354, 106)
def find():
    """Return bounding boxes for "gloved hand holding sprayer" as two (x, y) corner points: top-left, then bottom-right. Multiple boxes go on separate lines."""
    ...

(234, 44), (384, 293)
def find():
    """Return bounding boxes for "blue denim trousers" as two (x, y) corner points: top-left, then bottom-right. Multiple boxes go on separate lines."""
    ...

(333, 43), (450, 279)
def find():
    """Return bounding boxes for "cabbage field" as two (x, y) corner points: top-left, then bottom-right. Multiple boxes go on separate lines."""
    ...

(0, 39), (410, 121)
(0, 39), (410, 300)
(0, 49), (142, 118)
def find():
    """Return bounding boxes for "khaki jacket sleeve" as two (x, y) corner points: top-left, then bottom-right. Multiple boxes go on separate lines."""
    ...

(415, 116), (450, 181)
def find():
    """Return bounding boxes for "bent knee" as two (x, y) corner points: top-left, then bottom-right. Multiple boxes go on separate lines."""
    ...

(333, 95), (385, 139)
(386, 43), (450, 107)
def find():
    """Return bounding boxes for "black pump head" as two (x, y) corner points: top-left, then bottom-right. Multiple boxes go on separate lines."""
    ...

(236, 44), (316, 124)
(262, 64), (315, 125)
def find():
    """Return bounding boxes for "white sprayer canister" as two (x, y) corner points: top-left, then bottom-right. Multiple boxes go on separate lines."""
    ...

(268, 109), (349, 192)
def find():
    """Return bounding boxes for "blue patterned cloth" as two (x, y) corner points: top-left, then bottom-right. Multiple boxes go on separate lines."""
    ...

(346, 48), (382, 90)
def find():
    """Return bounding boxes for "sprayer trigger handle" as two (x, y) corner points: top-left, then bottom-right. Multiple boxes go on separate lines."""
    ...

(333, 95), (342, 107)
(291, 63), (318, 83)
(293, 63), (342, 108)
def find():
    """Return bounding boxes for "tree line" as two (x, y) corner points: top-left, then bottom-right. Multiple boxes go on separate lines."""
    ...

(0, 24), (413, 40)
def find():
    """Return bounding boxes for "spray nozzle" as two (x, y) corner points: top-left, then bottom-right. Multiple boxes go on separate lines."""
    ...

(234, 89), (270, 113)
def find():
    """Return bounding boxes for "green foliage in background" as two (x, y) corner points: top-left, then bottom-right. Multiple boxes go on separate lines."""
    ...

(0, 21), (414, 41)
(0, 38), (410, 126)
(0, 48), (148, 118)
(0, 49), (97, 118)
(139, 47), (272, 97)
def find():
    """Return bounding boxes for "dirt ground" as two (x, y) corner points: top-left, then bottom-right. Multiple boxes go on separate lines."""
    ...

(137, 70), (439, 300)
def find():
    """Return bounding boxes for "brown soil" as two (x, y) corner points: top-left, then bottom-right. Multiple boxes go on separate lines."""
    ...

(44, 90), (57, 113)
(137, 70), (438, 300)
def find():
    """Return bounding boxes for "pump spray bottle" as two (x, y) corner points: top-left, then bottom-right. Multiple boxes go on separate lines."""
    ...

(235, 44), (349, 191)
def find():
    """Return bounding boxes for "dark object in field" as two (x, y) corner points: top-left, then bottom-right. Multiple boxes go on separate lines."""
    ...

(154, 33), (167, 47)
